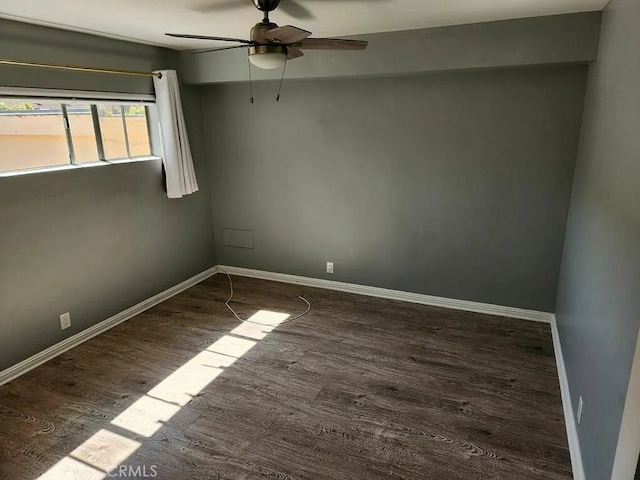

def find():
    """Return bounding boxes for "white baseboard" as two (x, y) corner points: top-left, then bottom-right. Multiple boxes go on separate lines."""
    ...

(550, 315), (585, 480)
(0, 266), (218, 387)
(217, 265), (554, 323)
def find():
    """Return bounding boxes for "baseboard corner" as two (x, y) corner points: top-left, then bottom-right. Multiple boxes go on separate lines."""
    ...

(0, 266), (218, 387)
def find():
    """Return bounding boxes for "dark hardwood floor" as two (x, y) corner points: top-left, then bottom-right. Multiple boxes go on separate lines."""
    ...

(0, 274), (571, 479)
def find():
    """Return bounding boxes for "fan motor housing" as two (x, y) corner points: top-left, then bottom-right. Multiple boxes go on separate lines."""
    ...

(249, 44), (287, 57)
(250, 21), (277, 43)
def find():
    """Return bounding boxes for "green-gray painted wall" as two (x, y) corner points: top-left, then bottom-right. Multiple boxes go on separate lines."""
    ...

(203, 66), (587, 311)
(556, 0), (640, 477)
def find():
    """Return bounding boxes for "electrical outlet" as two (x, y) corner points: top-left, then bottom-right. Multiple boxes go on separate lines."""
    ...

(577, 396), (584, 424)
(60, 312), (71, 330)
(326, 262), (334, 274)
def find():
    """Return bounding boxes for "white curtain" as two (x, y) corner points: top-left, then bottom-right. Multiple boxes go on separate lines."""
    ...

(152, 70), (199, 198)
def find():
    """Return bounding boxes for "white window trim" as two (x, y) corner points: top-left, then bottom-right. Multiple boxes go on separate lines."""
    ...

(0, 156), (160, 178)
(0, 86), (154, 104)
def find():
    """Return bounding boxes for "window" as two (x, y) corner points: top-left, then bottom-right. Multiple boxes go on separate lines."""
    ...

(0, 100), (70, 172)
(0, 98), (154, 174)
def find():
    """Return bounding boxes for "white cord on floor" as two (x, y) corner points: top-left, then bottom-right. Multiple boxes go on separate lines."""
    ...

(223, 272), (311, 326)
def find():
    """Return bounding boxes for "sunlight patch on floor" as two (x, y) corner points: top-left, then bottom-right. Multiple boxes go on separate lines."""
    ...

(38, 429), (140, 480)
(36, 456), (105, 480)
(36, 309), (291, 480)
(229, 310), (290, 340)
(111, 394), (183, 437)
(207, 335), (257, 359)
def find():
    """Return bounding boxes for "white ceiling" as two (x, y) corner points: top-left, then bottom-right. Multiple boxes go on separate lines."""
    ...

(0, 0), (607, 50)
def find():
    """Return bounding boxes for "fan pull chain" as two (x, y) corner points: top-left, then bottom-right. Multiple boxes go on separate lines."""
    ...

(247, 53), (254, 104)
(276, 57), (288, 102)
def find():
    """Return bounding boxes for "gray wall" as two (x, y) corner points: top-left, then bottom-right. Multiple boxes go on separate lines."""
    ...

(555, 0), (640, 477)
(0, 19), (160, 95)
(0, 20), (215, 370)
(204, 65), (587, 312)
(182, 12), (601, 85)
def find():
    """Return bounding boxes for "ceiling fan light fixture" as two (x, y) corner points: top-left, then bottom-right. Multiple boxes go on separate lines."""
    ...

(249, 45), (287, 70)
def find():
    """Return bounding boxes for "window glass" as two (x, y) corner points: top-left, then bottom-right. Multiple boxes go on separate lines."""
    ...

(125, 105), (151, 157)
(66, 103), (99, 164)
(0, 97), (154, 174)
(98, 104), (128, 160)
(0, 100), (69, 172)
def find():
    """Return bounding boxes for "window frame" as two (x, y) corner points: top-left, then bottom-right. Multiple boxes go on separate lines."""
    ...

(0, 87), (160, 177)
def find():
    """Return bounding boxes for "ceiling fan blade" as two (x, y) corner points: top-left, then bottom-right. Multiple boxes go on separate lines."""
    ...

(265, 25), (312, 44)
(165, 33), (253, 44)
(190, 45), (249, 55)
(278, 0), (315, 20)
(297, 38), (368, 51)
(287, 46), (304, 60)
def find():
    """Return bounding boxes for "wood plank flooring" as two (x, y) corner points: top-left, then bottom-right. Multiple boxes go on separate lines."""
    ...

(0, 274), (571, 479)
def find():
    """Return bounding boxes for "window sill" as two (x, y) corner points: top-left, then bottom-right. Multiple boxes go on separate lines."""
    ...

(0, 156), (161, 178)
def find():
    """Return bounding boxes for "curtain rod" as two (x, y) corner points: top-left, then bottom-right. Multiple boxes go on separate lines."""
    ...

(0, 58), (161, 78)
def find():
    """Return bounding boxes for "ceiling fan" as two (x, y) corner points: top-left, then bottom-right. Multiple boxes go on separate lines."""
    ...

(166, 0), (368, 70)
